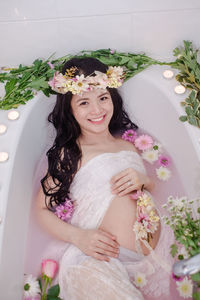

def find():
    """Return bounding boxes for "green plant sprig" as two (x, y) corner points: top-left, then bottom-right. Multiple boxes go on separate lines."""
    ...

(0, 50), (166, 110)
(171, 40), (200, 127)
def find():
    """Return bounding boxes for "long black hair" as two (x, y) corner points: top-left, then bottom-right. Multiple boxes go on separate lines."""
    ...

(41, 57), (138, 209)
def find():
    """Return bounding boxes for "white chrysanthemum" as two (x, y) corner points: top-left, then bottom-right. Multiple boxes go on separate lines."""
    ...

(173, 196), (187, 209)
(70, 75), (89, 94)
(176, 277), (193, 298)
(24, 274), (40, 298)
(156, 166), (171, 181)
(133, 222), (147, 240)
(179, 246), (189, 259)
(142, 149), (159, 164)
(134, 272), (147, 288)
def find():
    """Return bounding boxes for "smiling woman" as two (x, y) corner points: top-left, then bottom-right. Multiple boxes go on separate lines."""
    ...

(70, 90), (114, 135)
(33, 57), (173, 300)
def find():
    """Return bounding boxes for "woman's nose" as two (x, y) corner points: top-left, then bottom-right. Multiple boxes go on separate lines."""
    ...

(90, 102), (103, 114)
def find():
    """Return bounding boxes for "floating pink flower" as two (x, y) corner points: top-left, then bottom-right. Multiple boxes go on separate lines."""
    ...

(134, 134), (153, 151)
(41, 259), (58, 279)
(54, 199), (74, 221)
(158, 155), (170, 167)
(172, 272), (184, 282)
(122, 129), (137, 143)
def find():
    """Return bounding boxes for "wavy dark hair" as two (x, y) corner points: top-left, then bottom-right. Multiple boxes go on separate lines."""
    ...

(41, 57), (138, 209)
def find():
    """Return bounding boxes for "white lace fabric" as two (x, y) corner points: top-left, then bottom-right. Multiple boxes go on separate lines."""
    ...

(49, 151), (173, 299)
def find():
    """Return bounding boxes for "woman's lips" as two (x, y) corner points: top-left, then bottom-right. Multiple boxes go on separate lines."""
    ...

(88, 114), (106, 124)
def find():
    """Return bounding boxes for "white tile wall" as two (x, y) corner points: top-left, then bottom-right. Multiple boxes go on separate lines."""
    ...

(0, 0), (200, 66)
(131, 9), (200, 60)
(1, 0), (200, 21)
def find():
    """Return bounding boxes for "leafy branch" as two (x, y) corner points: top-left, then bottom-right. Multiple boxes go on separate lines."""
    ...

(171, 40), (200, 127)
(0, 41), (200, 128)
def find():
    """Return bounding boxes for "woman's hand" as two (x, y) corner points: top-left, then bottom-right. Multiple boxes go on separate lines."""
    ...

(73, 228), (120, 262)
(110, 168), (154, 197)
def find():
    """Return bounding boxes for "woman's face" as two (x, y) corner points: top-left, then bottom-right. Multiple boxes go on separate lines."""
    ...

(71, 88), (114, 135)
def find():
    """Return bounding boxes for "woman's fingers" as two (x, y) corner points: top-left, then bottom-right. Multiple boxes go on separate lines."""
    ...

(94, 245), (119, 257)
(110, 168), (130, 184)
(93, 252), (110, 262)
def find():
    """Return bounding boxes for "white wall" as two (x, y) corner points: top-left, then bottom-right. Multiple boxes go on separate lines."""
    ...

(0, 0), (200, 66)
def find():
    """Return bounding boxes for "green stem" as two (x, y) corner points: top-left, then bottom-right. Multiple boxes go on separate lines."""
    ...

(41, 277), (48, 300)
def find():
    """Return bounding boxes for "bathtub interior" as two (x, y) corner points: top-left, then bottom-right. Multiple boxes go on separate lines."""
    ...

(0, 66), (199, 299)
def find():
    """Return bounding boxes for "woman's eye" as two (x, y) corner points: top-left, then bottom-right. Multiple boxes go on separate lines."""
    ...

(100, 96), (108, 101)
(80, 101), (88, 106)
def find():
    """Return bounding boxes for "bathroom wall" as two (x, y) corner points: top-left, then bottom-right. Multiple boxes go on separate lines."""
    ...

(0, 0), (200, 67)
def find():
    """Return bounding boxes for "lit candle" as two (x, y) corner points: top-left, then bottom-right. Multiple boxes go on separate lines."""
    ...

(163, 70), (174, 79)
(0, 124), (7, 134)
(7, 110), (20, 120)
(174, 85), (186, 94)
(0, 152), (9, 162)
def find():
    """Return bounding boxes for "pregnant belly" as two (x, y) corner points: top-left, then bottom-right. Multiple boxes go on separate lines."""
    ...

(98, 195), (138, 252)
(98, 194), (161, 253)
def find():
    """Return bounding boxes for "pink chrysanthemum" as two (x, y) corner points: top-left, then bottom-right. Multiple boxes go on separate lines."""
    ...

(54, 199), (74, 222)
(122, 129), (137, 143)
(134, 134), (153, 151)
(158, 155), (170, 167)
(172, 272), (184, 282)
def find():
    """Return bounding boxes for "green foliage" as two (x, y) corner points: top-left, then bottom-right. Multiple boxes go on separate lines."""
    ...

(170, 243), (178, 257)
(191, 272), (200, 282)
(0, 41), (200, 128)
(47, 284), (62, 300)
(193, 291), (200, 300)
(172, 40), (200, 128)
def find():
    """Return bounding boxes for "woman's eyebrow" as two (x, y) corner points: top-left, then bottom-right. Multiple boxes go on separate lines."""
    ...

(98, 92), (109, 98)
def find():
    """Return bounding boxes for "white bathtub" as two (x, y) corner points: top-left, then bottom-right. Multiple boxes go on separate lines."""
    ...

(0, 65), (199, 299)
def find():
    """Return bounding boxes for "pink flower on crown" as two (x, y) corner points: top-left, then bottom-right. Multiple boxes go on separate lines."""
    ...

(48, 72), (66, 90)
(54, 199), (74, 221)
(134, 134), (153, 151)
(158, 155), (170, 167)
(47, 62), (54, 69)
(122, 129), (137, 143)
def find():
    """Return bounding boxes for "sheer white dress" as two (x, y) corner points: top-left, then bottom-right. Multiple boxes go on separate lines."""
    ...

(50, 151), (173, 299)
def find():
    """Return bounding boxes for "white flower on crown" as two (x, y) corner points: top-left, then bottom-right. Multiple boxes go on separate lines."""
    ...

(48, 65), (124, 95)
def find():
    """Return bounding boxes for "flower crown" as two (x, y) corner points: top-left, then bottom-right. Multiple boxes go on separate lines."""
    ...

(48, 66), (124, 95)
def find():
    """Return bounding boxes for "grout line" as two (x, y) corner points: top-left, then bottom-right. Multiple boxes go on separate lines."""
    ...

(0, 7), (200, 24)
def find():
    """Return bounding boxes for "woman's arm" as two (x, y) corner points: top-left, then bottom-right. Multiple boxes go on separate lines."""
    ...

(36, 185), (120, 261)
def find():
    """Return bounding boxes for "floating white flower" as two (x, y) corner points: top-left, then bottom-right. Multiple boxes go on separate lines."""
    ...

(134, 272), (147, 288)
(153, 141), (163, 153)
(156, 166), (171, 181)
(176, 277), (193, 298)
(24, 274), (40, 298)
(142, 149), (159, 164)
(179, 246), (189, 259)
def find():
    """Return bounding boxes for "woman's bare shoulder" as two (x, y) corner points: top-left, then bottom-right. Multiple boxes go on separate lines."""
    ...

(115, 137), (138, 152)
